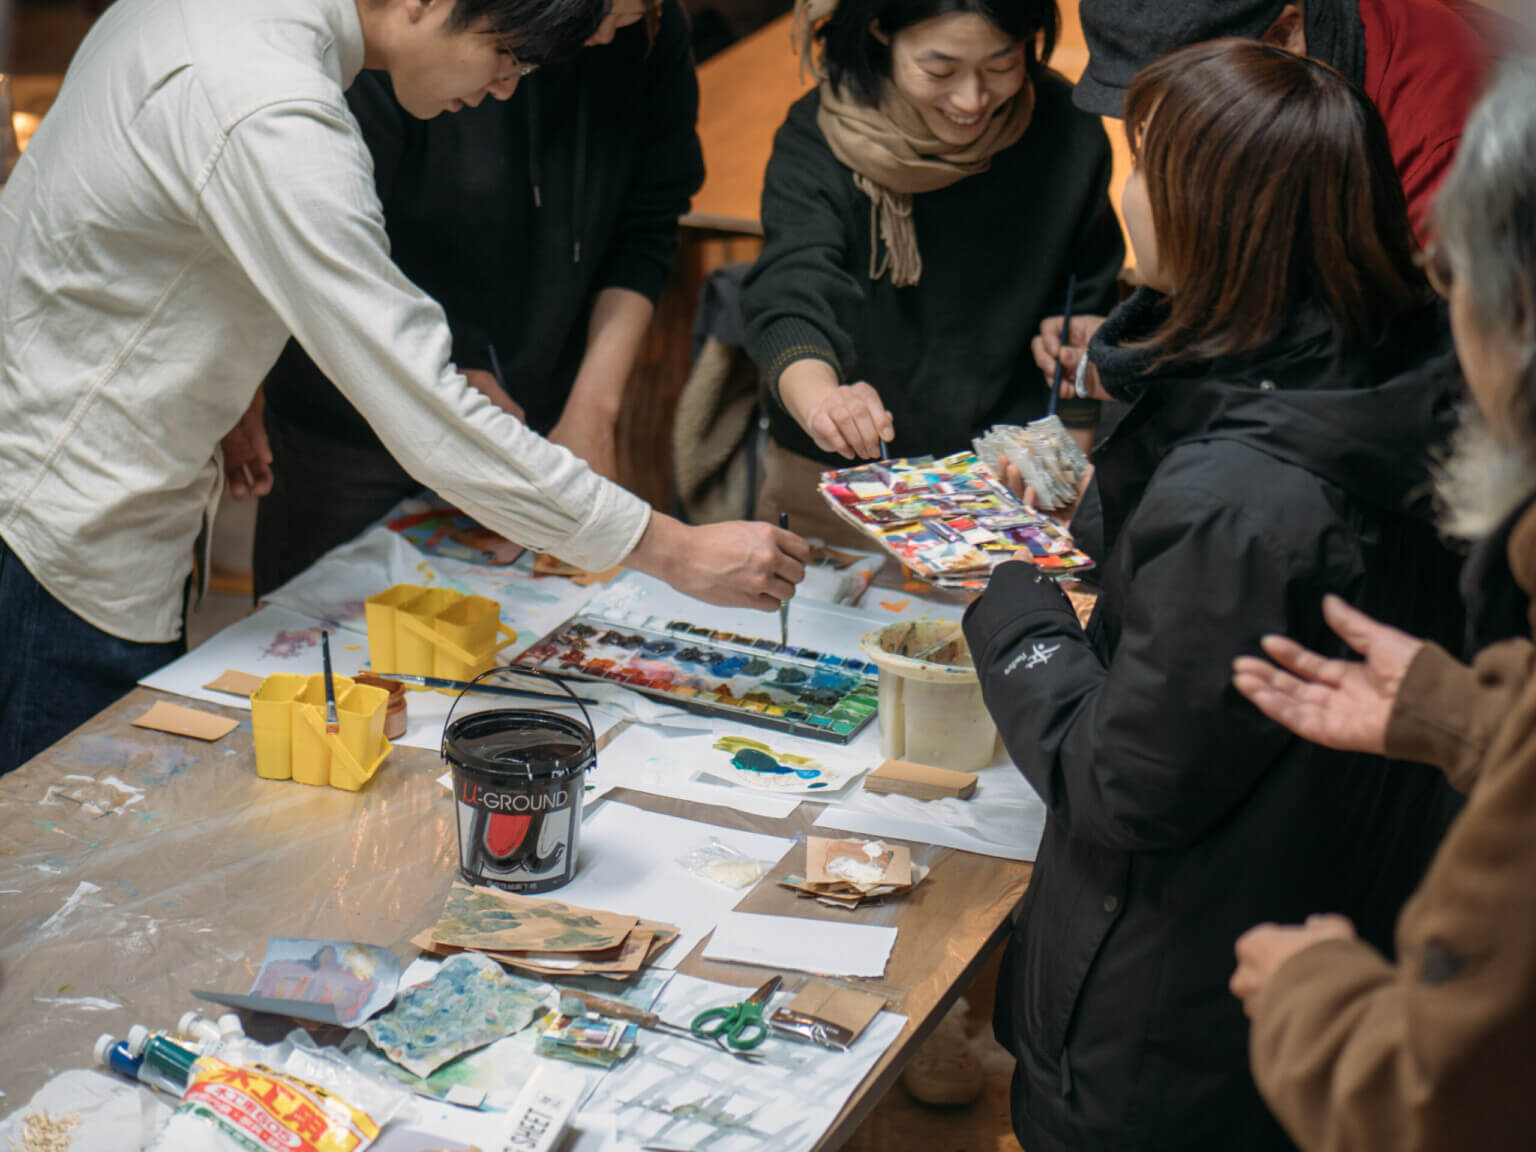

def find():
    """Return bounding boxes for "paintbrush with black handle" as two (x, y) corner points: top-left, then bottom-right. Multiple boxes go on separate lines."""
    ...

(321, 630), (340, 733)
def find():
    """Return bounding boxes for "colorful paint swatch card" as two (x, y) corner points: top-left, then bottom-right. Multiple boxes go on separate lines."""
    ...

(362, 953), (551, 1078)
(819, 451), (1094, 587)
(515, 614), (880, 744)
(430, 884), (638, 954)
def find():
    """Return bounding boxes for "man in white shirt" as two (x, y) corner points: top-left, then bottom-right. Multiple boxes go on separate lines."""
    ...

(0, 0), (807, 773)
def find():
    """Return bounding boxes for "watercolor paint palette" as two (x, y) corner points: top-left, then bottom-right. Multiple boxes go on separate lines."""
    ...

(819, 451), (1095, 587)
(515, 614), (880, 744)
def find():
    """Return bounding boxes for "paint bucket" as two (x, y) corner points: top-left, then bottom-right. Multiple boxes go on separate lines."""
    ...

(442, 670), (595, 894)
(860, 620), (997, 772)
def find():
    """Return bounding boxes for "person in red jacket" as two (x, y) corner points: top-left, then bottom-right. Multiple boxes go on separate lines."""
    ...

(1037, 0), (1498, 399)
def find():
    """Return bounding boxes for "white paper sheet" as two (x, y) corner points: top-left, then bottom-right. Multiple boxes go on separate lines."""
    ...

(813, 754), (1047, 862)
(702, 913), (897, 978)
(590, 724), (880, 820)
(140, 604), (371, 707)
(263, 523), (602, 658)
(569, 973), (905, 1152)
(557, 804), (794, 969)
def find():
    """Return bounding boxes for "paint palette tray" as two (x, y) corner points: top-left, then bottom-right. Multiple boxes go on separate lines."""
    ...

(819, 451), (1095, 587)
(515, 614), (881, 744)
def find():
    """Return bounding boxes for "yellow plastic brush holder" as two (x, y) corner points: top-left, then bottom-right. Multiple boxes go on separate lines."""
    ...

(251, 673), (392, 790)
(364, 583), (518, 682)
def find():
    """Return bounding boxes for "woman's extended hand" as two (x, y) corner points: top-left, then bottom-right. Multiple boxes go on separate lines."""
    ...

(1231, 594), (1424, 756)
(779, 360), (894, 460)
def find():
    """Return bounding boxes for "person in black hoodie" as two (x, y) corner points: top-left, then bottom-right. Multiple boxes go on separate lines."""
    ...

(234, 0), (704, 598)
(740, 0), (1123, 548)
(963, 40), (1467, 1152)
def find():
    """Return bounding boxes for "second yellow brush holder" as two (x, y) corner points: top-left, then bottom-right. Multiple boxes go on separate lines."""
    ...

(364, 584), (518, 681)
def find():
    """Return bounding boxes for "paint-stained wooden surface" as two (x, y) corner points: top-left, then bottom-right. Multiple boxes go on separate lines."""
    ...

(0, 686), (1030, 1147)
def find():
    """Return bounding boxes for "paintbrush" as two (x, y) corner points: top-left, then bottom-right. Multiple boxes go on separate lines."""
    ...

(488, 342), (508, 395)
(777, 512), (790, 649)
(321, 630), (340, 734)
(373, 672), (598, 705)
(1048, 272), (1078, 418)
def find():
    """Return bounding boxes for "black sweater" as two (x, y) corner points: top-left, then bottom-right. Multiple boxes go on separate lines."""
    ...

(741, 71), (1124, 464)
(264, 0), (703, 440)
(964, 290), (1467, 1152)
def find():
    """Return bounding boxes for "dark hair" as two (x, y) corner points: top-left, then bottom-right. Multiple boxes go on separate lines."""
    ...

(446, 0), (609, 65)
(1123, 39), (1425, 366)
(817, 0), (1059, 107)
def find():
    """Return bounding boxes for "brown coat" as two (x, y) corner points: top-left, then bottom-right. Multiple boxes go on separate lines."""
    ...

(1248, 502), (1536, 1151)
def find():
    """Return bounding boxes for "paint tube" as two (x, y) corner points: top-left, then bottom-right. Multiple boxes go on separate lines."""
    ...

(146, 1032), (406, 1152)
(178, 1012), (223, 1047)
(94, 1033), (145, 1081)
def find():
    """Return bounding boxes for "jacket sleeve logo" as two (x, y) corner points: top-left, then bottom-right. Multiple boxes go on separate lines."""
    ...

(1004, 642), (1061, 675)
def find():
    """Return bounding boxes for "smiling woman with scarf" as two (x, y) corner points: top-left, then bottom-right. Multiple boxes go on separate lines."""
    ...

(963, 40), (1471, 1152)
(740, 0), (1123, 547)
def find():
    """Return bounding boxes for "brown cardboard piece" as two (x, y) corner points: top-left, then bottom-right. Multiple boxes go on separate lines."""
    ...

(863, 758), (978, 801)
(130, 700), (239, 742)
(770, 982), (887, 1048)
(202, 669), (266, 697)
(807, 837), (912, 892)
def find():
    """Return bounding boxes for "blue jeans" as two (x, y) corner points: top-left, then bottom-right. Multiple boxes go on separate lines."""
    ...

(0, 535), (185, 774)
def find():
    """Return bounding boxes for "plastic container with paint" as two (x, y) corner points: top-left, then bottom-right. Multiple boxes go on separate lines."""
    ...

(442, 671), (595, 894)
(860, 620), (998, 772)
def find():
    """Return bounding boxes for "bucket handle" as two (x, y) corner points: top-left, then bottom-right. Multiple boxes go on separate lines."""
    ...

(439, 665), (598, 771)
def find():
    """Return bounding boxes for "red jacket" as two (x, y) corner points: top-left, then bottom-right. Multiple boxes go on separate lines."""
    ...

(1360, 0), (1491, 238)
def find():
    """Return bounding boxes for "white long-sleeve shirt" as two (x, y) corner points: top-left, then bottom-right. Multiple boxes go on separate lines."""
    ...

(0, 0), (651, 643)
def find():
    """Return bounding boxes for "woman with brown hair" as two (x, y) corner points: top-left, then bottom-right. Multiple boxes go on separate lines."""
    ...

(962, 39), (1468, 1151)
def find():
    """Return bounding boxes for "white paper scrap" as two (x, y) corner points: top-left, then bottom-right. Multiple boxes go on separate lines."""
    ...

(702, 912), (897, 978)
(558, 804), (793, 969)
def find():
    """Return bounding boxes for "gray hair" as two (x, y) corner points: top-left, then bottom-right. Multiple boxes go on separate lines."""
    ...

(1432, 59), (1536, 538)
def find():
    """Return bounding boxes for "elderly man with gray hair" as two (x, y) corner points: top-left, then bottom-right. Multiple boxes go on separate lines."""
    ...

(1228, 59), (1536, 1152)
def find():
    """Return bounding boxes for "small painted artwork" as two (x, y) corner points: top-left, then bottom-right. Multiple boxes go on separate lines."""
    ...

(388, 498), (524, 566)
(361, 952), (551, 1078)
(818, 452), (1094, 588)
(515, 614), (880, 744)
(195, 937), (400, 1028)
(701, 736), (854, 794)
(431, 883), (638, 954)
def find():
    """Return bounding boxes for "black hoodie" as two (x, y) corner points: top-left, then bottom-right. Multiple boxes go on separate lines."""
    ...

(963, 288), (1467, 1152)
(263, 0), (703, 439)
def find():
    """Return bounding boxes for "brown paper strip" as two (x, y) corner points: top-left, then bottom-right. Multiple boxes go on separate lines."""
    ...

(131, 700), (239, 742)
(202, 669), (266, 697)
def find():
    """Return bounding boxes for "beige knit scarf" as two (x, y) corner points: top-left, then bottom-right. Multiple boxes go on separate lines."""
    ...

(792, 0), (1033, 286)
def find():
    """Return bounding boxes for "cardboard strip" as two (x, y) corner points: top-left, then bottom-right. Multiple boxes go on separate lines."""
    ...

(202, 668), (266, 697)
(863, 758), (978, 801)
(131, 700), (239, 742)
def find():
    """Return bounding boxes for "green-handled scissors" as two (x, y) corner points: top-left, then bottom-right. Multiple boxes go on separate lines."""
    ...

(690, 975), (782, 1050)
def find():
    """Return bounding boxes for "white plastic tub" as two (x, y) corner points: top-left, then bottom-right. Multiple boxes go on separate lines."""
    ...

(860, 620), (998, 772)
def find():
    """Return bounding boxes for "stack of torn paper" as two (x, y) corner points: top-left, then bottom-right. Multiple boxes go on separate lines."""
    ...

(412, 882), (678, 981)
(777, 837), (927, 910)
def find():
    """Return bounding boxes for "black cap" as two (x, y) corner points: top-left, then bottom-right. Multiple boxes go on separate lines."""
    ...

(1073, 0), (1287, 117)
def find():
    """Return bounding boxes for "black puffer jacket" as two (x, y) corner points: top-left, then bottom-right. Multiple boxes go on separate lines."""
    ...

(963, 289), (1468, 1152)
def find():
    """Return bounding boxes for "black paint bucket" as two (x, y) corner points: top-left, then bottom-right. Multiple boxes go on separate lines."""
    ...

(442, 673), (595, 893)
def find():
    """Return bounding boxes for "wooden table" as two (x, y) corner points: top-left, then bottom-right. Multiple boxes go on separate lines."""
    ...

(0, 685), (1029, 1145)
